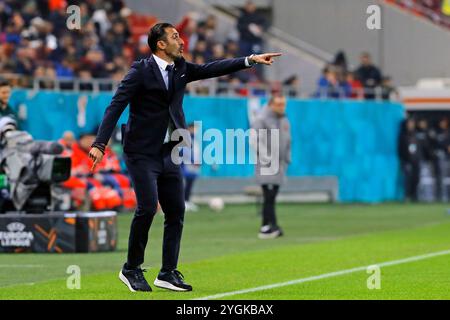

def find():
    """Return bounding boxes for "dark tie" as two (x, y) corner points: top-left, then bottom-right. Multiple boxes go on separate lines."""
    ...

(166, 64), (174, 95)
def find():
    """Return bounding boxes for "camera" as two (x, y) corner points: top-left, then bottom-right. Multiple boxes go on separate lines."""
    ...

(0, 117), (71, 213)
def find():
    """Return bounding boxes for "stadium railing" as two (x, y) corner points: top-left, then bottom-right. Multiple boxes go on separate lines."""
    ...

(3, 73), (396, 100)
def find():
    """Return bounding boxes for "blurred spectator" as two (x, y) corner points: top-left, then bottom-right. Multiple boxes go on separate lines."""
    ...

(415, 118), (433, 162)
(237, 0), (268, 56)
(314, 67), (349, 99)
(333, 50), (348, 81)
(381, 76), (399, 101)
(430, 117), (450, 201)
(333, 51), (348, 72)
(59, 130), (76, 153)
(346, 72), (364, 99)
(398, 118), (421, 201)
(393, 0), (450, 27)
(355, 52), (382, 100)
(0, 78), (16, 121)
(62, 131), (136, 211)
(399, 114), (450, 203)
(176, 14), (197, 54)
(0, 1), (271, 92)
(283, 75), (300, 97)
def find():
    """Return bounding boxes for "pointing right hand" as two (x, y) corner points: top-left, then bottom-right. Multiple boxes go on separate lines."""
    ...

(89, 147), (104, 172)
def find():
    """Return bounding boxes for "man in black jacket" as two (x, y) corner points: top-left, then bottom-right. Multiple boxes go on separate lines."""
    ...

(398, 118), (421, 201)
(355, 52), (382, 100)
(237, 1), (268, 56)
(89, 22), (281, 293)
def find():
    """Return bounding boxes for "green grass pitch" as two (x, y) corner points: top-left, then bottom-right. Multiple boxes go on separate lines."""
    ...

(1, 203), (450, 300)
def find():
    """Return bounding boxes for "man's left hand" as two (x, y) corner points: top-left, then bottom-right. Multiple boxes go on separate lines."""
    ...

(250, 53), (282, 65)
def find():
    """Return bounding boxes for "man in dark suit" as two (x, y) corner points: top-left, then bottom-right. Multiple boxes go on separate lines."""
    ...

(89, 22), (281, 293)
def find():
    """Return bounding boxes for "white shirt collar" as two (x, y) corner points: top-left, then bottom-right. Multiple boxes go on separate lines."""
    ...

(152, 54), (173, 71)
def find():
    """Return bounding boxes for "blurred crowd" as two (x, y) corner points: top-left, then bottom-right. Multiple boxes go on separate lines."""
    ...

(388, 0), (450, 28)
(0, 0), (135, 87)
(314, 51), (398, 101)
(0, 0), (275, 91)
(399, 115), (450, 202)
(57, 129), (138, 212)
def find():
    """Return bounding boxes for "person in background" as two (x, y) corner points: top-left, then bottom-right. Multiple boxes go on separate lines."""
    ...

(181, 123), (201, 212)
(431, 117), (450, 201)
(283, 75), (300, 98)
(415, 118), (436, 201)
(333, 50), (348, 76)
(0, 79), (17, 121)
(333, 51), (348, 88)
(355, 52), (382, 100)
(176, 14), (197, 54)
(237, 1), (268, 56)
(314, 68), (347, 99)
(346, 72), (364, 99)
(398, 118), (421, 202)
(416, 118), (433, 162)
(381, 76), (399, 101)
(58, 130), (76, 154)
(64, 132), (123, 211)
(252, 93), (291, 239)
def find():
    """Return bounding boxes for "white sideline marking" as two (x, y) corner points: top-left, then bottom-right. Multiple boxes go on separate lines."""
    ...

(196, 249), (450, 300)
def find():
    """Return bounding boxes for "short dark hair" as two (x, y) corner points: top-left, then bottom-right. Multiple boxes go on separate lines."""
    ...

(148, 22), (175, 52)
(0, 78), (10, 88)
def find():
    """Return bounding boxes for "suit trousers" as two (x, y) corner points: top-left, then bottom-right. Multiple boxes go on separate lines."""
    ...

(124, 142), (185, 271)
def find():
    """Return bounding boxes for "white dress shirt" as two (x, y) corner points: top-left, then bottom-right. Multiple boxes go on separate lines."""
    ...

(152, 54), (175, 143)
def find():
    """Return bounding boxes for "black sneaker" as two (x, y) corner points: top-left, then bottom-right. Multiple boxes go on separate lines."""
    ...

(119, 264), (152, 292)
(258, 225), (283, 239)
(154, 270), (193, 292)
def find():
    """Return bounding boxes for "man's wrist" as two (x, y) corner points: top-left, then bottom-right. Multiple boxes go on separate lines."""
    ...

(247, 54), (257, 67)
(91, 142), (106, 154)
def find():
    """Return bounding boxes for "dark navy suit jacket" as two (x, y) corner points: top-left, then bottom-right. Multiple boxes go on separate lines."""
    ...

(94, 55), (249, 155)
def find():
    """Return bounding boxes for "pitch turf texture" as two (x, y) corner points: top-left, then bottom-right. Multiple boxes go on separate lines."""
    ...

(1, 203), (450, 300)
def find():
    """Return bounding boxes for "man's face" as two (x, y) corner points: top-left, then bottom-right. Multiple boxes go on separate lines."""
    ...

(0, 85), (11, 106)
(62, 131), (75, 147)
(270, 96), (287, 115)
(418, 120), (427, 130)
(407, 120), (415, 131)
(245, 2), (256, 13)
(159, 27), (184, 60)
(361, 55), (371, 66)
